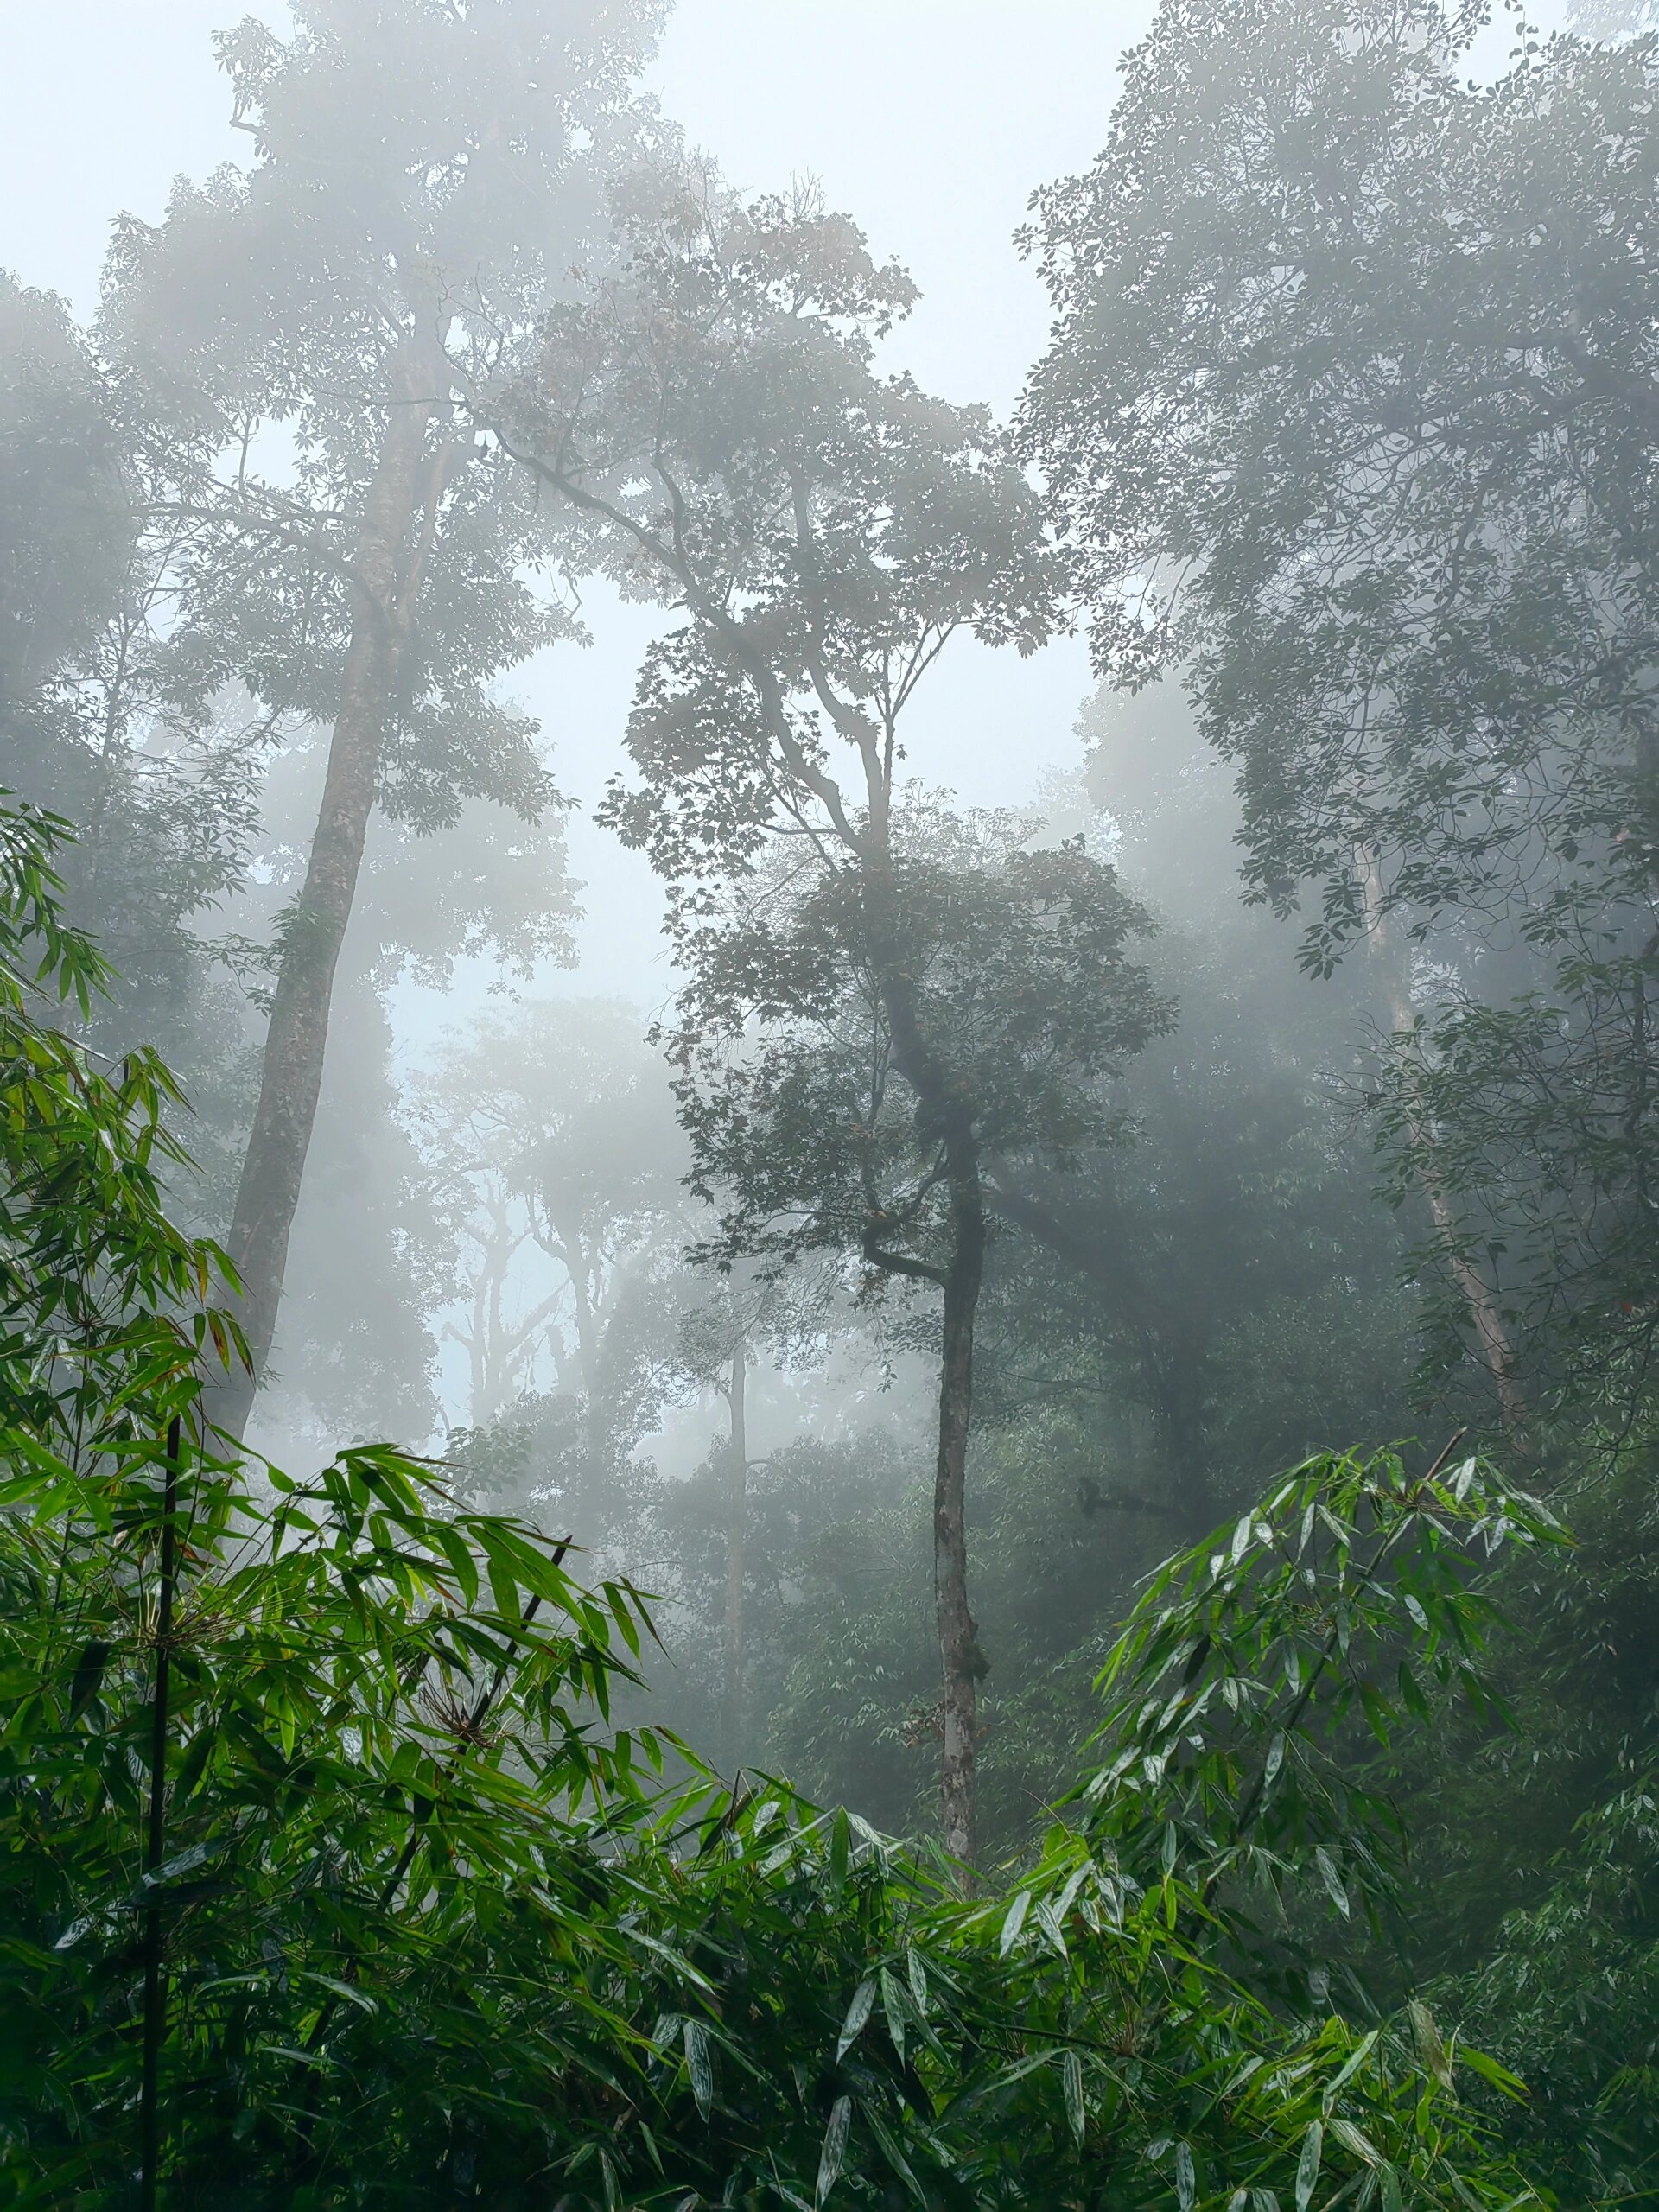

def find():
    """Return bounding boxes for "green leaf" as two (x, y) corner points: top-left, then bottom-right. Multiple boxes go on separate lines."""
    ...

(1359, 1680), (1393, 1747)
(1328, 2117), (1380, 2167)
(683, 2015), (714, 2120)
(296, 1971), (377, 2015)
(1457, 2044), (1527, 2101)
(1035, 1897), (1068, 1957)
(817, 2094), (851, 2202)
(133, 1840), (214, 1897)
(1000, 1888), (1032, 1955)
(1061, 2048), (1084, 2144)
(865, 2105), (925, 2202)
(1408, 1999), (1453, 2091)
(836, 1977), (875, 2062)
(1295, 2121), (1323, 2212)
(172, 1721), (218, 1803)
(67, 1637), (111, 1717)
(906, 1945), (927, 2012)
(1314, 1847), (1350, 1918)
(1322, 2029), (1379, 2110)
(879, 1966), (906, 2063)
(830, 1804), (850, 1891)
(1263, 1731), (1287, 1789)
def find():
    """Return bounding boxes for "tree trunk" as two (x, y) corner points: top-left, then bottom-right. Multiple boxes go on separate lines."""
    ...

(722, 1339), (747, 1770)
(214, 371), (437, 1438)
(934, 1168), (987, 1876)
(856, 838), (990, 1876)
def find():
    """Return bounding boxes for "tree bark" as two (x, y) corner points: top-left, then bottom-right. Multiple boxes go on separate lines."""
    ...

(722, 1339), (747, 1770)
(214, 365), (438, 1438)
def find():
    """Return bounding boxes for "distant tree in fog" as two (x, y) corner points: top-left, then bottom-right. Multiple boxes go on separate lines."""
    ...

(415, 997), (691, 1437)
(100, 0), (666, 1433)
(1022, 0), (1659, 1442)
(0, 274), (270, 1210)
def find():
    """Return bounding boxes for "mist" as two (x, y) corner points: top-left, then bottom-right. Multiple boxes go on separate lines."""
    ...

(1, 0), (1655, 2202)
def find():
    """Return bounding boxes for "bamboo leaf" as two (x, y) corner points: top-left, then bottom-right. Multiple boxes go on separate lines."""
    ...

(837, 1977), (875, 2062)
(683, 2016), (713, 2119)
(1063, 2048), (1084, 2143)
(817, 2094), (851, 2202)
(1176, 2139), (1197, 2212)
(1315, 1847), (1350, 1918)
(1000, 1888), (1032, 1955)
(1295, 2121), (1323, 2212)
(880, 1966), (906, 2063)
(1409, 1999), (1453, 2091)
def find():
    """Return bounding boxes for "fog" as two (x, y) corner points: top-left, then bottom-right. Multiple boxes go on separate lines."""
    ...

(3, 15), (1655, 2178)
(3, 0), (1167, 1566)
(3, 3), (1141, 1006)
(0, 0), (1604, 1788)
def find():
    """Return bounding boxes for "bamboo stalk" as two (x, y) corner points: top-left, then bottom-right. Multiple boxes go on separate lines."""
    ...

(139, 1414), (182, 2212)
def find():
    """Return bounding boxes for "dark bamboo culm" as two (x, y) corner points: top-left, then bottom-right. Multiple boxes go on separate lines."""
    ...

(138, 1414), (181, 2212)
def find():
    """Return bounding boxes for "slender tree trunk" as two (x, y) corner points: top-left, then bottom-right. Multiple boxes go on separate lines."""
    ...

(857, 823), (991, 1876)
(564, 1240), (613, 1477)
(722, 1339), (747, 1770)
(214, 369), (437, 1438)
(1357, 848), (1529, 1442)
(933, 1167), (986, 1874)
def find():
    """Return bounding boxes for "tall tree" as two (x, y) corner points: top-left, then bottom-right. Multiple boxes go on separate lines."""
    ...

(1020, 0), (1659, 1441)
(101, 0), (664, 1432)
(499, 173), (1166, 1864)
(251, 757), (582, 1449)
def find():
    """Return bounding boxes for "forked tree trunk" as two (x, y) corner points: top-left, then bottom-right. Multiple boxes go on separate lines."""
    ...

(933, 1169), (987, 1874)
(214, 367), (439, 1439)
(722, 1340), (747, 1770)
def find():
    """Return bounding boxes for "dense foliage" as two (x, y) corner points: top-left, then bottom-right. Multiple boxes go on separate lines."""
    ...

(1020, 0), (1659, 1438)
(0, 796), (1556, 2206)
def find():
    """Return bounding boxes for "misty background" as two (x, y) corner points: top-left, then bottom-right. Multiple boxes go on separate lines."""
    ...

(2, 2), (1158, 1507)
(0, 0), (1613, 1840)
